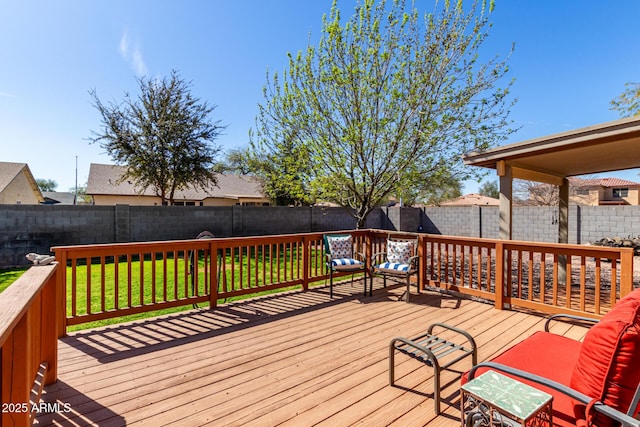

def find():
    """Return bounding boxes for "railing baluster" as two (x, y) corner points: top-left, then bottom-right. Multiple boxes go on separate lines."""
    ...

(611, 258), (618, 307)
(71, 258), (77, 318)
(595, 257), (601, 314)
(553, 253), (559, 306)
(101, 256), (106, 312)
(140, 253), (145, 306)
(86, 257), (92, 315)
(580, 255), (586, 312)
(566, 254), (572, 309)
(152, 252), (157, 303)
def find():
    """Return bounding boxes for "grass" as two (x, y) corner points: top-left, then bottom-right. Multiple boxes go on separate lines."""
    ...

(0, 249), (360, 333)
(0, 267), (28, 293)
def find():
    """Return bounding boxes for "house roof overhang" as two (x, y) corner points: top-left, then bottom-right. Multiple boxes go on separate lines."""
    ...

(463, 116), (640, 185)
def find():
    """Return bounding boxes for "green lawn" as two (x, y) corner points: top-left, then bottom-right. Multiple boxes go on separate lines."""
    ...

(1, 250), (335, 332)
(0, 268), (27, 293)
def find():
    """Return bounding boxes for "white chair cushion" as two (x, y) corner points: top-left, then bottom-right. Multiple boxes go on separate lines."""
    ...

(376, 261), (410, 272)
(331, 258), (363, 267)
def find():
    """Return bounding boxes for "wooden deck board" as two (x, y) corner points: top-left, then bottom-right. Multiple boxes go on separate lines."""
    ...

(35, 279), (589, 427)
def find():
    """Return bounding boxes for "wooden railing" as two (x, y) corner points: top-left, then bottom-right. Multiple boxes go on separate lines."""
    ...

(51, 231), (636, 332)
(419, 234), (635, 318)
(0, 264), (59, 427)
(52, 231), (369, 332)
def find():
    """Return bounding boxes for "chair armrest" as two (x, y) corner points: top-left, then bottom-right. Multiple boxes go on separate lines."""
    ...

(544, 314), (599, 332)
(354, 251), (367, 262)
(467, 362), (640, 427)
(370, 252), (386, 263)
(407, 255), (420, 268)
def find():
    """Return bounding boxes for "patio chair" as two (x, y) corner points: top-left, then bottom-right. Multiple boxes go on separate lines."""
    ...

(462, 288), (640, 427)
(370, 235), (420, 302)
(323, 234), (368, 298)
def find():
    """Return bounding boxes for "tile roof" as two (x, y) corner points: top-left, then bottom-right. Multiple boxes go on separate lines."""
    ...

(86, 163), (264, 200)
(439, 193), (499, 206)
(569, 177), (640, 187)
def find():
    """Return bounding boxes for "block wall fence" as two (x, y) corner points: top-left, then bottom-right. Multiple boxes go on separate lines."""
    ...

(1, 204), (639, 268)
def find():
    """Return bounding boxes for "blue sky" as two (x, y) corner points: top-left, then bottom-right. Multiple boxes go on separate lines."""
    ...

(1, 0), (639, 194)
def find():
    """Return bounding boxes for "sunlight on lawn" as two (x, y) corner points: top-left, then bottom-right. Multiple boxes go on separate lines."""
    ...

(0, 268), (27, 293)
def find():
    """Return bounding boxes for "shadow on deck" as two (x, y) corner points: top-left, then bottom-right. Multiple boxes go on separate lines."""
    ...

(35, 279), (588, 426)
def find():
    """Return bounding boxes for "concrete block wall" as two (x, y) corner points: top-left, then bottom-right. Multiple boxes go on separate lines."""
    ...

(421, 205), (640, 244)
(0, 205), (377, 268)
(577, 205), (640, 243)
(480, 206), (498, 239)
(3, 204), (640, 268)
(421, 206), (482, 237)
(0, 205), (115, 267)
(512, 206), (558, 243)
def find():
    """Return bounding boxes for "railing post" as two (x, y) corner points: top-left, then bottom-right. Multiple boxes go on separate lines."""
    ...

(418, 234), (426, 291)
(42, 270), (58, 384)
(209, 240), (219, 309)
(365, 231), (372, 277)
(495, 241), (505, 310)
(54, 249), (68, 338)
(620, 248), (634, 299)
(302, 235), (310, 291)
(1, 313), (31, 426)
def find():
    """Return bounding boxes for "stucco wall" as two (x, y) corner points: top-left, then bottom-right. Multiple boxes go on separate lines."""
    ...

(91, 194), (268, 207)
(0, 172), (41, 205)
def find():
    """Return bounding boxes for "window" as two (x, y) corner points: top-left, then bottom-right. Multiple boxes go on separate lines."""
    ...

(575, 188), (589, 196)
(612, 188), (629, 198)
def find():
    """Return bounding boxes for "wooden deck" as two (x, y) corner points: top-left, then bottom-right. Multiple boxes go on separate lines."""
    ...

(35, 279), (590, 427)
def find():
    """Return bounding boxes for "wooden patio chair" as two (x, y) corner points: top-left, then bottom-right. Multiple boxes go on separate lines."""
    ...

(323, 233), (368, 298)
(462, 288), (640, 427)
(370, 235), (420, 302)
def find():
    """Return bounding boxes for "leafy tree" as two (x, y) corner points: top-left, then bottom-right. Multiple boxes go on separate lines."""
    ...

(610, 82), (640, 117)
(70, 184), (92, 204)
(396, 170), (462, 206)
(249, 135), (315, 206)
(478, 180), (499, 199)
(218, 148), (253, 175)
(251, 0), (514, 227)
(422, 175), (463, 206)
(89, 70), (225, 205)
(36, 179), (57, 191)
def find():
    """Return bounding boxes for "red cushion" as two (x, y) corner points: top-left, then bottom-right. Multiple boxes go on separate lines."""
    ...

(570, 288), (640, 427)
(462, 331), (583, 427)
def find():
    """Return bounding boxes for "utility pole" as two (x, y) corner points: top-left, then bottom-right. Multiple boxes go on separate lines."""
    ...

(75, 155), (78, 205)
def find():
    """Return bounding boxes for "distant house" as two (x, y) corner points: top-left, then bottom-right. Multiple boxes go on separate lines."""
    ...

(0, 162), (43, 205)
(438, 193), (499, 206)
(529, 177), (640, 206)
(569, 177), (640, 205)
(42, 191), (77, 205)
(86, 163), (270, 206)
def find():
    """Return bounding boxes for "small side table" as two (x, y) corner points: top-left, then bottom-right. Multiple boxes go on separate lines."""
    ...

(389, 322), (477, 415)
(461, 370), (553, 427)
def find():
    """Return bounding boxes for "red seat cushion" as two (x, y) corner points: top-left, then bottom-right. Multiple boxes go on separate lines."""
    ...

(570, 288), (640, 427)
(462, 331), (583, 427)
